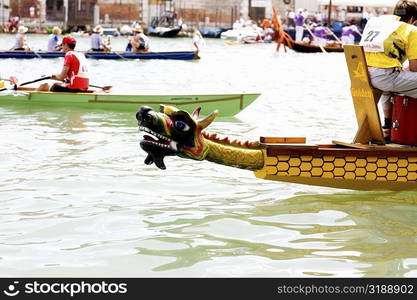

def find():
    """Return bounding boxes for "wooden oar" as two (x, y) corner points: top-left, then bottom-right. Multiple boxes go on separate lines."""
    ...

(0, 76), (51, 92)
(89, 84), (112, 92)
(48, 77), (112, 92)
(327, 27), (342, 43)
(304, 24), (327, 53)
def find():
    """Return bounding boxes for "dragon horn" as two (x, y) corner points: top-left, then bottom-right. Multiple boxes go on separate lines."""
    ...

(198, 110), (218, 129)
(192, 107), (201, 119)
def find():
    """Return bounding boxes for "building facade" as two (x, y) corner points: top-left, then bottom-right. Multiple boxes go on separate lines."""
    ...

(1, 0), (11, 25)
(7, 0), (292, 31)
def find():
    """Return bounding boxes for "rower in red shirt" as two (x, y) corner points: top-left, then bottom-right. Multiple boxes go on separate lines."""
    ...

(38, 36), (89, 92)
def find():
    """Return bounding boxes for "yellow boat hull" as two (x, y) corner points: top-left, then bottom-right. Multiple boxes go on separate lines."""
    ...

(253, 144), (417, 191)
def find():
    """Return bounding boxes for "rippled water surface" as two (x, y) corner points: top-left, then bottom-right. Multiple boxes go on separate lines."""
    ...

(1, 34), (417, 277)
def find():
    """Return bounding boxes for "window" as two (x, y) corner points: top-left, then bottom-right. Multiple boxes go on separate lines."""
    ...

(347, 6), (363, 13)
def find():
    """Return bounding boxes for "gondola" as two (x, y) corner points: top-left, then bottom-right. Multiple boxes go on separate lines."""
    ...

(147, 25), (182, 38)
(291, 41), (344, 53)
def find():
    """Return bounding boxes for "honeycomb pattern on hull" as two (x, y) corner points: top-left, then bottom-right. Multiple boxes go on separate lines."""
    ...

(263, 155), (417, 182)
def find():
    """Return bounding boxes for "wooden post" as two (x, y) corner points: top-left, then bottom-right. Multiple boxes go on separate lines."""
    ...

(344, 45), (384, 145)
(328, 0), (332, 25)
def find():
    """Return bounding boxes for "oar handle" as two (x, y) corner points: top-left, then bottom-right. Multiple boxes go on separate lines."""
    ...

(19, 76), (52, 87)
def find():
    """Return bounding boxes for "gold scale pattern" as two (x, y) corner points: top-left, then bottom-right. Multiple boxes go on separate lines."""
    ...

(264, 155), (417, 182)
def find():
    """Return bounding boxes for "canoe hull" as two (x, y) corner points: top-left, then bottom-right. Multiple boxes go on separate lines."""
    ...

(0, 50), (198, 60)
(292, 41), (344, 53)
(253, 143), (417, 191)
(0, 91), (261, 116)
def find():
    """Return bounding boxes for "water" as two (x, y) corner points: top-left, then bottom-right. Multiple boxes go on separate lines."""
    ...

(1, 34), (417, 277)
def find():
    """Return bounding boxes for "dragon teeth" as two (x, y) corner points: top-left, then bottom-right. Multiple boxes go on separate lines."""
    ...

(139, 126), (171, 142)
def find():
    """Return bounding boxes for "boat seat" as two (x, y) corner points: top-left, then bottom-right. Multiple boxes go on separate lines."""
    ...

(343, 45), (385, 145)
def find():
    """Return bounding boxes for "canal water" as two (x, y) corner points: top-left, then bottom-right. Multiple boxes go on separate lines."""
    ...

(0, 34), (416, 277)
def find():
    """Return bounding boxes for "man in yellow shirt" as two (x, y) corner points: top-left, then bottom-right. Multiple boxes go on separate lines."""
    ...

(360, 0), (417, 142)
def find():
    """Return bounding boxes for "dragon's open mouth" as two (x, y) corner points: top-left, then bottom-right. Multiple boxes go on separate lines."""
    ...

(138, 126), (178, 169)
(139, 126), (178, 151)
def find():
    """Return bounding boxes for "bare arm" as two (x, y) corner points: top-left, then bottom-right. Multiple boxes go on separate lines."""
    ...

(409, 59), (417, 72)
(51, 65), (69, 81)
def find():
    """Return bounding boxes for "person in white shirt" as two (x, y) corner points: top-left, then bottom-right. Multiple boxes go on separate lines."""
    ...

(192, 29), (205, 53)
(47, 26), (62, 51)
(12, 25), (29, 50)
(90, 25), (110, 52)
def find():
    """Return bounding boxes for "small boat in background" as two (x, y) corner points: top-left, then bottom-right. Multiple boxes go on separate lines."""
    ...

(0, 50), (199, 60)
(200, 28), (230, 38)
(147, 25), (182, 38)
(220, 27), (260, 42)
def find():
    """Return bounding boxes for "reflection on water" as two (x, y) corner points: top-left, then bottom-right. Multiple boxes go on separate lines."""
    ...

(133, 191), (417, 277)
(1, 34), (417, 277)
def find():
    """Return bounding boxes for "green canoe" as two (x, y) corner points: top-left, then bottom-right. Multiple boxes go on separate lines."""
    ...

(0, 88), (261, 116)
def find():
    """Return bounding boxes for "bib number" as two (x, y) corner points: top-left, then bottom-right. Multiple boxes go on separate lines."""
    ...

(364, 30), (380, 42)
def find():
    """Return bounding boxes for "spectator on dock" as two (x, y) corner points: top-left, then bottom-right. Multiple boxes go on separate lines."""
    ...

(286, 9), (295, 28)
(47, 26), (62, 51)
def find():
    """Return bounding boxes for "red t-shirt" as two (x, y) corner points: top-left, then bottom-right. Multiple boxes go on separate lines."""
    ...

(64, 51), (89, 90)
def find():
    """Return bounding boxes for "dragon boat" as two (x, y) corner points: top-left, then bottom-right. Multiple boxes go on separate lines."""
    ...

(0, 50), (199, 60)
(135, 45), (417, 191)
(0, 87), (260, 116)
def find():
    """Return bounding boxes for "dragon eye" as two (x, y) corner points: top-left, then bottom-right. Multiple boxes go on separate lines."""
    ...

(174, 120), (190, 132)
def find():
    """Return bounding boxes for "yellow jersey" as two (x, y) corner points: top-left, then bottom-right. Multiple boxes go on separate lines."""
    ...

(364, 20), (417, 68)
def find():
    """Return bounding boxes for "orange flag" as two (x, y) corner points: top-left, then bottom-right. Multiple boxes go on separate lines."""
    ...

(272, 7), (293, 52)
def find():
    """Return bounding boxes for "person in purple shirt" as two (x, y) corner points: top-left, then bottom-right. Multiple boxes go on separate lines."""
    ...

(341, 22), (361, 45)
(295, 8), (305, 41)
(313, 23), (330, 46)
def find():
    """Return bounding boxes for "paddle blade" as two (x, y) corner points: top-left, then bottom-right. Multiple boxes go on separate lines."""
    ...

(101, 86), (112, 92)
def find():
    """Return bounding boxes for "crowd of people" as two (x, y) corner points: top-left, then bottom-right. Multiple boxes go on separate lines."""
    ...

(2, 21), (206, 95)
(8, 23), (154, 53)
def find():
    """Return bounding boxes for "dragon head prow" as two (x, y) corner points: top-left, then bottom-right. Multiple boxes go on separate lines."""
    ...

(136, 105), (218, 169)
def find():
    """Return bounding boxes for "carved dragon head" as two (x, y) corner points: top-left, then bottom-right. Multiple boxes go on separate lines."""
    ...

(136, 105), (218, 169)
